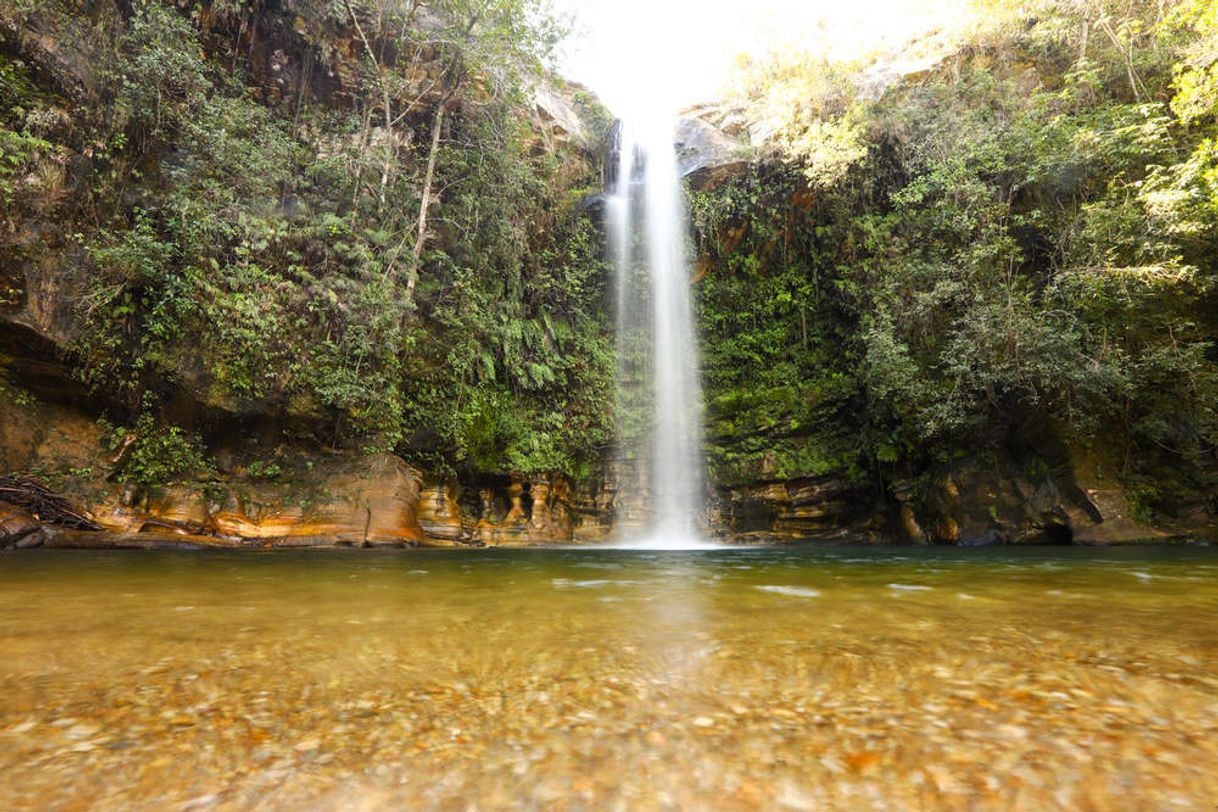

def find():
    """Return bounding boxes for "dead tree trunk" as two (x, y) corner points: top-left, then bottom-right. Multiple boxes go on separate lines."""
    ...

(405, 96), (446, 306)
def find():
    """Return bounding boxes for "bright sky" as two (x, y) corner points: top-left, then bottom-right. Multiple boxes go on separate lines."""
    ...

(550, 0), (969, 116)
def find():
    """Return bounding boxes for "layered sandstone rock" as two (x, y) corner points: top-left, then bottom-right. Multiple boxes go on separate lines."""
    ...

(710, 477), (883, 543)
(416, 473), (614, 546)
(85, 454), (428, 546)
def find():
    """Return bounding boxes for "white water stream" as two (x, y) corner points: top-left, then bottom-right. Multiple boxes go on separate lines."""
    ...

(608, 117), (708, 549)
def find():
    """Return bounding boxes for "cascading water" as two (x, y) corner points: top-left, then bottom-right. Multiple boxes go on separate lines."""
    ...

(608, 116), (708, 548)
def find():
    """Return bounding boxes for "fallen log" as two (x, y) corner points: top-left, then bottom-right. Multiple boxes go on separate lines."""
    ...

(0, 476), (102, 531)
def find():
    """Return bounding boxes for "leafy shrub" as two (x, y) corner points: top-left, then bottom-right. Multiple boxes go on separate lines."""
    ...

(121, 413), (210, 487)
(245, 460), (283, 480)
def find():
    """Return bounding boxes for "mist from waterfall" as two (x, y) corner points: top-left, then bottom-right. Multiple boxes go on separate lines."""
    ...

(608, 116), (708, 549)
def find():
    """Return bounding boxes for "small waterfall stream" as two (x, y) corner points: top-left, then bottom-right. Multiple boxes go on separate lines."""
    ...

(608, 117), (707, 548)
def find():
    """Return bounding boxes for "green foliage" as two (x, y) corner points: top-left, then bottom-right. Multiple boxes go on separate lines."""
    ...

(697, 0), (1218, 515)
(111, 1), (210, 142)
(399, 152), (615, 476)
(0, 128), (51, 204)
(729, 54), (869, 187)
(32, 0), (1217, 522)
(1164, 0), (1218, 125)
(121, 413), (210, 487)
(0, 374), (38, 409)
(53, 0), (610, 477)
(691, 169), (865, 484)
(0, 56), (63, 210)
(571, 88), (615, 147)
(245, 460), (283, 480)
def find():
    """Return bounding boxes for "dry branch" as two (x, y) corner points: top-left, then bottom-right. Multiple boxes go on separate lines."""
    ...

(0, 477), (102, 531)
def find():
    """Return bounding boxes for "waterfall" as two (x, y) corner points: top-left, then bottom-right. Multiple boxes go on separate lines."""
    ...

(608, 116), (708, 548)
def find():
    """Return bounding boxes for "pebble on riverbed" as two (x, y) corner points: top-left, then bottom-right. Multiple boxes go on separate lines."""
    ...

(2, 555), (1217, 810)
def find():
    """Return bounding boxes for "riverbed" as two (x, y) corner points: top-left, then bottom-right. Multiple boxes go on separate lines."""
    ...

(2, 546), (1217, 810)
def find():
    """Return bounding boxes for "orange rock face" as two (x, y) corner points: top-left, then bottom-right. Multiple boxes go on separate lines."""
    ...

(74, 459), (607, 548)
(0, 503), (39, 544)
(0, 385), (603, 548)
(415, 473), (609, 546)
(91, 454), (428, 546)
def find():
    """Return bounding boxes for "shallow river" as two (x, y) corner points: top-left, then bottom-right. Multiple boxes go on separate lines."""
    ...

(2, 546), (1218, 810)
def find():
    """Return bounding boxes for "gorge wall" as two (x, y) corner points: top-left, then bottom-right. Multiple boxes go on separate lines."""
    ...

(683, 3), (1218, 545)
(3, 0), (1216, 548)
(0, 0), (623, 547)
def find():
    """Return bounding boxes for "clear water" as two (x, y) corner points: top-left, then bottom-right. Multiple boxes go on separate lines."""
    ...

(2, 546), (1218, 809)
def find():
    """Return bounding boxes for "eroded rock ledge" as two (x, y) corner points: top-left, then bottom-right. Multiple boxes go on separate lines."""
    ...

(2, 304), (1209, 549)
(3, 447), (1209, 550)
(0, 454), (623, 550)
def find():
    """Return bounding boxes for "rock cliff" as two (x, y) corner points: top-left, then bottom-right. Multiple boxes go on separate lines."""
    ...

(0, 0), (620, 548)
(3, 2), (1213, 549)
